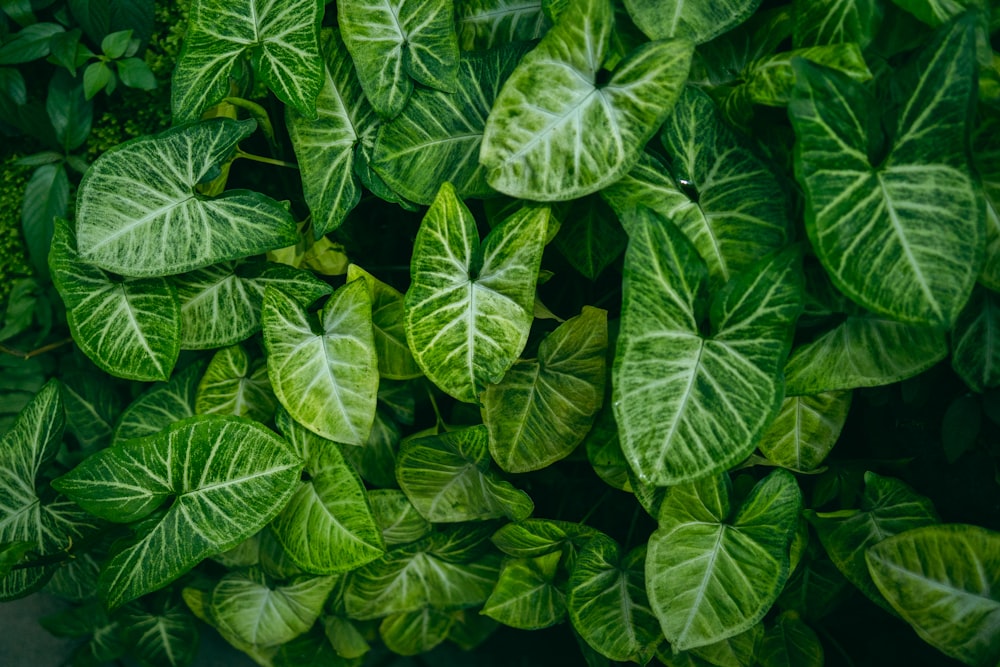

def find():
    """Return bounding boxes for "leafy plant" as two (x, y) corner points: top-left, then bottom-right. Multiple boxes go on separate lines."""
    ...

(2, 0), (1000, 666)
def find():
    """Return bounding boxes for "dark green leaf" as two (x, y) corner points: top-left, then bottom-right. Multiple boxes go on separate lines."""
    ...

(22, 163), (68, 279)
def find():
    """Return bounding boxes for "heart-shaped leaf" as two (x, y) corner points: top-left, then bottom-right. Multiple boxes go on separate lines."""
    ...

(119, 596), (200, 667)
(758, 612), (824, 667)
(482, 551), (565, 629)
(171, 0), (323, 123)
(112, 360), (205, 446)
(624, 0), (760, 43)
(404, 183), (548, 403)
(75, 119), (298, 277)
(757, 391), (852, 471)
(480, 0), (693, 200)
(263, 280), (379, 445)
(195, 345), (277, 422)
(793, 0), (883, 48)
(614, 208), (803, 485)
(347, 265), (422, 380)
(456, 0), (549, 50)
(380, 607), (455, 655)
(951, 286), (1000, 392)
(52, 415), (303, 609)
(368, 489), (432, 546)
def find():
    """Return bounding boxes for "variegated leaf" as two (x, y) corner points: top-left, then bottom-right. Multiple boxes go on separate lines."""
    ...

(112, 360), (205, 446)
(455, 0), (549, 50)
(347, 265), (422, 380)
(757, 391), (852, 471)
(195, 345), (277, 422)
(624, 0), (760, 43)
(482, 552), (565, 629)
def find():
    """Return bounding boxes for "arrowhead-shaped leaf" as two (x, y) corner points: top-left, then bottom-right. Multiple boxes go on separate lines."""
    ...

(757, 391), (852, 471)
(195, 345), (277, 422)
(171, 0), (323, 123)
(624, 0), (760, 43)
(793, 0), (883, 48)
(759, 612), (824, 667)
(480, 0), (692, 200)
(483, 551), (566, 629)
(52, 415), (304, 609)
(347, 265), (422, 380)
(456, 0), (549, 50)
(379, 607), (455, 655)
(112, 360), (205, 446)
(614, 208), (803, 485)
(263, 280), (379, 445)
(119, 596), (200, 667)
(75, 119), (298, 277)
(404, 183), (548, 403)
(368, 489), (432, 546)
(951, 286), (1000, 392)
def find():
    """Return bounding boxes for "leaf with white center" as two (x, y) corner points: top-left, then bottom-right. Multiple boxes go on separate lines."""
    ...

(174, 260), (330, 350)
(270, 409), (385, 574)
(480, 0), (692, 200)
(119, 596), (199, 667)
(614, 208), (803, 486)
(974, 114), (1000, 291)
(793, 0), (883, 48)
(372, 42), (527, 205)
(482, 552), (565, 629)
(51, 415), (303, 609)
(380, 607), (455, 655)
(456, 0), (549, 50)
(171, 0), (323, 123)
(75, 119), (298, 277)
(50, 218), (181, 382)
(112, 360), (205, 446)
(404, 183), (548, 404)
(646, 470), (802, 650)
(483, 306), (607, 473)
(866, 524), (1000, 667)
(347, 265), (421, 380)
(195, 345), (277, 422)
(211, 568), (336, 648)
(286, 28), (377, 238)
(624, 0), (760, 43)
(552, 195), (628, 280)
(758, 612), (823, 667)
(567, 534), (660, 664)
(337, 0), (460, 119)
(263, 280), (379, 445)
(757, 391), (852, 471)
(807, 471), (939, 614)
(369, 489), (432, 545)
(396, 425), (534, 522)
(789, 18), (984, 327)
(783, 313), (947, 395)
(951, 287), (1000, 392)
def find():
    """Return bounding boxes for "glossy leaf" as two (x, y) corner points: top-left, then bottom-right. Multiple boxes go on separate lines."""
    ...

(455, 0), (549, 50)
(52, 416), (303, 609)
(480, 0), (693, 200)
(380, 607), (455, 655)
(646, 470), (802, 650)
(482, 552), (565, 629)
(195, 345), (277, 422)
(112, 360), (205, 446)
(404, 183), (548, 403)
(614, 209), (803, 485)
(951, 286), (1000, 392)
(263, 280), (379, 445)
(347, 265), (422, 380)
(369, 489), (432, 546)
(396, 425), (534, 523)
(491, 518), (597, 563)
(624, 0), (760, 43)
(793, 0), (883, 47)
(75, 119), (298, 277)
(757, 391), (852, 471)
(758, 612), (823, 667)
(171, 0), (323, 123)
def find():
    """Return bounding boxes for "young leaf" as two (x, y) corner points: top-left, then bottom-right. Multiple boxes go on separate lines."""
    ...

(482, 551), (566, 629)
(396, 425), (534, 523)
(624, 0), (760, 43)
(379, 607), (455, 656)
(646, 470), (802, 650)
(195, 344), (277, 422)
(52, 415), (304, 609)
(404, 183), (548, 403)
(171, 0), (323, 123)
(112, 360), (205, 445)
(263, 280), (379, 445)
(75, 119), (298, 277)
(483, 306), (607, 473)
(757, 391), (852, 471)
(347, 265), (422, 380)
(951, 286), (1000, 392)
(758, 612), (823, 667)
(368, 488), (432, 546)
(455, 0), (549, 50)
(614, 209), (803, 485)
(866, 523), (1000, 667)
(480, 0), (692, 200)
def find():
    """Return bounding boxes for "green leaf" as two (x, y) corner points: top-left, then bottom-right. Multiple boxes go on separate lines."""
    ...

(973, 114), (1000, 290)
(100, 28), (133, 59)
(777, 540), (850, 621)
(195, 344), (277, 422)
(371, 42), (526, 204)
(584, 403), (631, 491)
(793, 0), (883, 47)
(117, 57), (157, 90)
(807, 471), (940, 614)
(347, 265), (422, 380)
(21, 162), (68, 279)
(369, 488), (432, 546)
(404, 183), (548, 403)
(75, 119), (298, 277)
(789, 18), (984, 327)
(758, 612), (823, 667)
(783, 313), (947, 395)
(50, 218), (181, 382)
(455, 0), (549, 50)
(112, 360), (205, 445)
(614, 210), (803, 485)
(889, 0), (989, 27)
(0, 540), (33, 577)
(40, 600), (127, 665)
(52, 415), (304, 609)
(951, 286), (1000, 392)
(480, 0), (692, 200)
(270, 409), (385, 574)
(263, 280), (379, 445)
(757, 391), (852, 471)
(552, 195), (627, 281)
(286, 28), (376, 238)
(396, 425), (534, 522)
(47, 70), (92, 151)
(82, 61), (112, 99)
(119, 596), (200, 667)
(866, 523), (1000, 667)
(0, 22), (64, 64)
(337, 0), (459, 119)
(61, 372), (121, 453)
(685, 623), (763, 667)
(342, 400), (403, 487)
(483, 306), (607, 472)
(646, 470), (802, 650)
(380, 607), (455, 655)
(567, 534), (660, 664)
(482, 551), (565, 629)
(623, 0), (759, 43)
(171, 0), (323, 123)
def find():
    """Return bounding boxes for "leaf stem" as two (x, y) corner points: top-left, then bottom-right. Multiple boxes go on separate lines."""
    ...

(234, 150), (298, 170)
(0, 337), (74, 360)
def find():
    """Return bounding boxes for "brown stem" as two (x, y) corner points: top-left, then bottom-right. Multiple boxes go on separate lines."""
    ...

(0, 337), (74, 360)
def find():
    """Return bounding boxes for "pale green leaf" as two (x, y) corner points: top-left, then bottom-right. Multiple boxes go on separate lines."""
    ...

(195, 345), (277, 422)
(866, 523), (1000, 667)
(646, 470), (802, 650)
(263, 280), (379, 445)
(368, 489), (432, 546)
(480, 0), (692, 200)
(614, 209), (803, 485)
(119, 597), (199, 667)
(50, 218), (181, 382)
(687, 623), (763, 667)
(171, 0), (323, 123)
(76, 119), (298, 277)
(624, 0), (760, 43)
(52, 415), (303, 609)
(483, 307), (607, 472)
(379, 607), (455, 655)
(456, 0), (549, 50)
(404, 183), (548, 403)
(347, 265), (422, 380)
(482, 552), (565, 629)
(552, 195), (627, 280)
(758, 612), (823, 667)
(338, 0), (459, 118)
(952, 286), (1000, 392)
(112, 360), (205, 446)
(397, 425), (534, 522)
(757, 391), (852, 471)
(793, 0), (883, 48)
(490, 518), (597, 566)
(324, 614), (370, 660)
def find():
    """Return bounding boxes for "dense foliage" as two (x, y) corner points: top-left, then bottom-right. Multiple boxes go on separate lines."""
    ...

(2, 0), (1000, 666)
